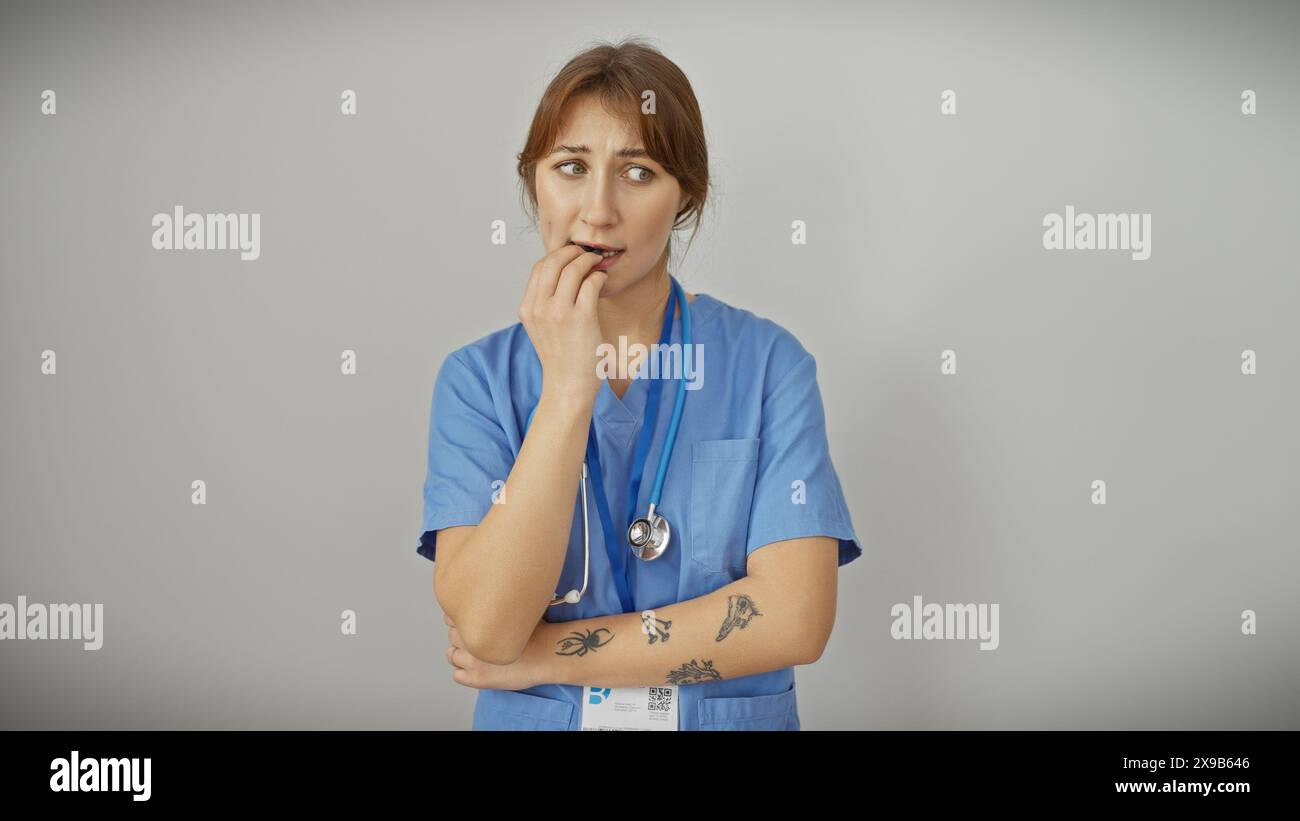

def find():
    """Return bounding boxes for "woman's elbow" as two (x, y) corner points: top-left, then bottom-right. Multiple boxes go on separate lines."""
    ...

(434, 570), (535, 665)
(802, 633), (830, 665)
(441, 601), (532, 665)
(462, 620), (531, 666)
(795, 601), (837, 665)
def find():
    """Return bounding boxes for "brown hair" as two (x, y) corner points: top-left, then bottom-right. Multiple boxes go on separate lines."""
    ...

(515, 37), (710, 265)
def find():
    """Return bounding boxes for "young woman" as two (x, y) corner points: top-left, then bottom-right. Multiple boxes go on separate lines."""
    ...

(418, 38), (861, 730)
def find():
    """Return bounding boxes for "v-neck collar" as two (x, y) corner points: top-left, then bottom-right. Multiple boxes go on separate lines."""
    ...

(594, 378), (640, 449)
(598, 373), (645, 418)
(593, 291), (712, 444)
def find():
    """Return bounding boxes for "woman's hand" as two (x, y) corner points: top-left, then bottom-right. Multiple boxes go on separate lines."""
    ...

(443, 611), (555, 691)
(518, 243), (609, 403)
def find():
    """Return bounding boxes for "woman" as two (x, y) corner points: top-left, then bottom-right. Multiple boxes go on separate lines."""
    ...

(418, 38), (861, 730)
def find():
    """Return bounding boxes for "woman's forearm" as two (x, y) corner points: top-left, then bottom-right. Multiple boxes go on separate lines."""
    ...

(526, 571), (828, 689)
(438, 387), (594, 665)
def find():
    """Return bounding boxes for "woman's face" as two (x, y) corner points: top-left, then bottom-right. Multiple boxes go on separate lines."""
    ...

(536, 94), (688, 297)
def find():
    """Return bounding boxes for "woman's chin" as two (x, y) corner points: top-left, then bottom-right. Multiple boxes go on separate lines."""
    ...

(597, 268), (649, 294)
(594, 273), (626, 296)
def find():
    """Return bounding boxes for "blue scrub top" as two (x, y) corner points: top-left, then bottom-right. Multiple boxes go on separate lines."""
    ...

(417, 289), (862, 730)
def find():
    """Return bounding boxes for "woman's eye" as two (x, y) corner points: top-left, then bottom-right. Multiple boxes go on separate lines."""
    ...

(555, 161), (655, 183)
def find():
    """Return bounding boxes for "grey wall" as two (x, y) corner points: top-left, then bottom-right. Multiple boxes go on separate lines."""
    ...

(1, 0), (1296, 729)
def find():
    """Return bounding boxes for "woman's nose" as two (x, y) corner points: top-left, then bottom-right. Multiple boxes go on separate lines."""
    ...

(578, 172), (617, 225)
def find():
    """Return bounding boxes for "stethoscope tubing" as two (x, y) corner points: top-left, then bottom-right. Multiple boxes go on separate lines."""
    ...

(549, 462), (592, 606)
(648, 279), (691, 508)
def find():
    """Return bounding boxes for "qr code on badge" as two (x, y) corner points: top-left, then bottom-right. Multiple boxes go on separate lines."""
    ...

(648, 687), (673, 712)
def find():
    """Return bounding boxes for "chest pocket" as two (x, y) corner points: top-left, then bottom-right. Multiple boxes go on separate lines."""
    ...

(688, 438), (760, 576)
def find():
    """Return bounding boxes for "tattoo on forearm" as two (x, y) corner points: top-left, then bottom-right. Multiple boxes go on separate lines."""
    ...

(716, 595), (762, 641)
(555, 627), (613, 656)
(666, 659), (722, 685)
(640, 611), (672, 644)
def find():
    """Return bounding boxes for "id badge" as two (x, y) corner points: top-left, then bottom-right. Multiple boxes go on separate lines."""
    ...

(580, 685), (679, 731)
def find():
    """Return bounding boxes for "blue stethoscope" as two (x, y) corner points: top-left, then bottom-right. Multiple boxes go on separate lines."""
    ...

(524, 275), (692, 611)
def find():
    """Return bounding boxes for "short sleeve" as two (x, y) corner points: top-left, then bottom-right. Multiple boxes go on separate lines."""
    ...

(744, 350), (862, 567)
(415, 350), (514, 562)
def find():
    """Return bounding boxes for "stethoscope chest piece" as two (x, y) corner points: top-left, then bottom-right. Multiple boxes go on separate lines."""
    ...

(627, 506), (670, 561)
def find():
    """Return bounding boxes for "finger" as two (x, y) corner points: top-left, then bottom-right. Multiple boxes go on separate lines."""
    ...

(552, 248), (604, 306)
(446, 645), (466, 669)
(575, 269), (608, 313)
(442, 611), (454, 627)
(520, 256), (545, 321)
(448, 625), (463, 649)
(534, 243), (587, 303)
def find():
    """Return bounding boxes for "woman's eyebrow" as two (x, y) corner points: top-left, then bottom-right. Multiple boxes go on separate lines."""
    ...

(549, 144), (650, 159)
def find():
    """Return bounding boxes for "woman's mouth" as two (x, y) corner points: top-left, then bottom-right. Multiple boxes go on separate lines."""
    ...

(569, 241), (625, 270)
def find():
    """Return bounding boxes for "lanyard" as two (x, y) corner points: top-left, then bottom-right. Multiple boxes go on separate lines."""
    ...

(587, 277), (681, 613)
